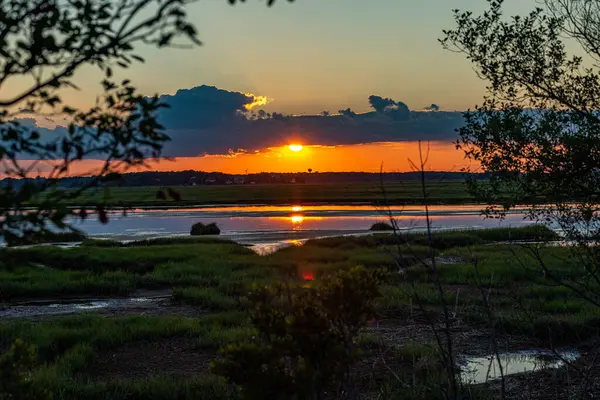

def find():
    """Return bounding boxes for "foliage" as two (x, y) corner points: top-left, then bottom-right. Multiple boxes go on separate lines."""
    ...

(190, 222), (221, 236)
(369, 221), (394, 231)
(441, 0), (600, 318)
(0, 0), (204, 243)
(441, 0), (600, 241)
(0, 0), (290, 244)
(211, 266), (387, 399)
(0, 339), (51, 400)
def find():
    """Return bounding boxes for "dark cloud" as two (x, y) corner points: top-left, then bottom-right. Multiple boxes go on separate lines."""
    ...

(156, 85), (262, 129)
(368, 95), (410, 120)
(24, 85), (465, 158)
(161, 111), (465, 157)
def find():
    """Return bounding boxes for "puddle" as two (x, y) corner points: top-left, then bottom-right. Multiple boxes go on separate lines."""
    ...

(0, 295), (169, 318)
(460, 349), (580, 384)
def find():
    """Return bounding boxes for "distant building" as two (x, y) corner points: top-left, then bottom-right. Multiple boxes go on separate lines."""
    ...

(233, 176), (245, 185)
(205, 178), (217, 184)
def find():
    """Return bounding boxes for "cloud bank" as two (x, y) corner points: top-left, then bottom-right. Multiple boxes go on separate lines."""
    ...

(23, 85), (466, 157)
(157, 86), (465, 156)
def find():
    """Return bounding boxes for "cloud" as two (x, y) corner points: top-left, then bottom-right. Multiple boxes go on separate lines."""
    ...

(21, 85), (465, 158)
(155, 85), (268, 130)
(368, 95), (410, 120)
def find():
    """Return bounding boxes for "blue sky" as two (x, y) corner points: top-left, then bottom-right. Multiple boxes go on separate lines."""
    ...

(65, 0), (537, 115)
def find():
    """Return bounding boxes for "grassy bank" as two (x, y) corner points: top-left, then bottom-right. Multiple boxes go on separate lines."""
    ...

(48, 181), (477, 207)
(0, 225), (596, 399)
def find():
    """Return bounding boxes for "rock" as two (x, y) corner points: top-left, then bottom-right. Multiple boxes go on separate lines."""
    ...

(190, 222), (220, 236)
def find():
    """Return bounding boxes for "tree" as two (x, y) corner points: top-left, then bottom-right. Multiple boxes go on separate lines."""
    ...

(441, 0), (600, 236)
(321, 110), (330, 117)
(441, 0), (600, 335)
(0, 0), (290, 243)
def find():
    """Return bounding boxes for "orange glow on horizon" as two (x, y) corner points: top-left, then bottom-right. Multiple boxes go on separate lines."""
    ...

(291, 206), (303, 212)
(288, 144), (303, 152)
(6, 141), (479, 177)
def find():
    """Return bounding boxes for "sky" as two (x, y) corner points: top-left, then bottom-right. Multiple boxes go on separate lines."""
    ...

(5, 0), (542, 175)
(129, 0), (536, 114)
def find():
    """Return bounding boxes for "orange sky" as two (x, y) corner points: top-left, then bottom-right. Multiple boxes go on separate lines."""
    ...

(89, 141), (476, 176)
(9, 141), (478, 177)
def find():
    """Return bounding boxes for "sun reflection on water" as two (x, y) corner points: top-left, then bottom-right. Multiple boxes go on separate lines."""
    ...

(290, 215), (304, 224)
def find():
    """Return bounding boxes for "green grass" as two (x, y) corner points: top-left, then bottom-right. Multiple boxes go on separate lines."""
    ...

(47, 181), (477, 207)
(0, 313), (250, 361)
(5, 231), (86, 247)
(0, 313), (250, 400)
(0, 225), (596, 398)
(0, 239), (263, 301)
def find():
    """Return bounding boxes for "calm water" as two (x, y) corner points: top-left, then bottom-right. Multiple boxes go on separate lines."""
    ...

(460, 349), (580, 384)
(70, 204), (536, 251)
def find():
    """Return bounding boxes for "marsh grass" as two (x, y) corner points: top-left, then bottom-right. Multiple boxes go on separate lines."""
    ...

(5, 231), (86, 247)
(0, 225), (591, 399)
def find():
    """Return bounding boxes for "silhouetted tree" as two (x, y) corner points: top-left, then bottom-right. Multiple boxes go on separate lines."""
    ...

(442, 0), (600, 336)
(0, 0), (288, 244)
(442, 0), (600, 226)
(321, 111), (330, 117)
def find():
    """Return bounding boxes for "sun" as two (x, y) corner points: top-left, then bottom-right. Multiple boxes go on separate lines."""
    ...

(288, 144), (303, 152)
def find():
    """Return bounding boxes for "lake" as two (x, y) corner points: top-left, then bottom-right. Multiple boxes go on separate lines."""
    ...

(71, 204), (536, 254)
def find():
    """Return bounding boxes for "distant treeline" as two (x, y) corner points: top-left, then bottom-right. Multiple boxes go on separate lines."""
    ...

(1, 171), (486, 189)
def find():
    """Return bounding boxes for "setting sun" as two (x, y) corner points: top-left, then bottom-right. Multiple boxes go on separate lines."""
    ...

(288, 144), (303, 152)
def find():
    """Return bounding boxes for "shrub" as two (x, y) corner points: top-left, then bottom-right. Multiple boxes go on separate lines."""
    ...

(191, 222), (221, 236)
(369, 222), (394, 231)
(0, 339), (51, 400)
(211, 266), (387, 399)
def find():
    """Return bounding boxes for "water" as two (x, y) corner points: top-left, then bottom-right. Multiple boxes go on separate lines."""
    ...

(460, 349), (580, 384)
(68, 204), (535, 253)
(0, 295), (170, 318)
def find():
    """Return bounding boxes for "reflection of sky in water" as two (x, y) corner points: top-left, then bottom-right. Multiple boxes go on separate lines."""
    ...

(460, 349), (580, 385)
(67, 204), (535, 251)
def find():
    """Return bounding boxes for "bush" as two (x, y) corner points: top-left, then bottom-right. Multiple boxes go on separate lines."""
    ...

(369, 222), (394, 231)
(0, 339), (51, 400)
(211, 266), (387, 399)
(191, 222), (221, 236)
